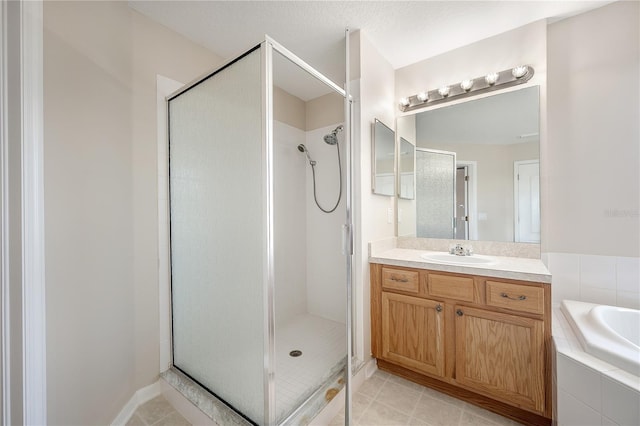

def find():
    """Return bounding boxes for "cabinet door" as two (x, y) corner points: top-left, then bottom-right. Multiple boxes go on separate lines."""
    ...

(455, 306), (545, 413)
(381, 292), (445, 377)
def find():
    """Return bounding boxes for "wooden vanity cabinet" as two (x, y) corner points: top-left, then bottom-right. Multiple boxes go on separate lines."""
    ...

(381, 292), (445, 377)
(455, 305), (545, 414)
(371, 263), (552, 426)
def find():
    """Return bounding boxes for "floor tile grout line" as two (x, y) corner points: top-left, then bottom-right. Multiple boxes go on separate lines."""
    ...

(353, 393), (374, 425)
(460, 402), (507, 426)
(405, 389), (423, 421)
(134, 412), (149, 426)
(150, 408), (179, 426)
(368, 379), (385, 401)
(373, 398), (413, 422)
(381, 377), (424, 421)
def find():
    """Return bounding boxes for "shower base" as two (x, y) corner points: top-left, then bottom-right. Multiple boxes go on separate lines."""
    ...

(161, 314), (347, 425)
(275, 313), (346, 422)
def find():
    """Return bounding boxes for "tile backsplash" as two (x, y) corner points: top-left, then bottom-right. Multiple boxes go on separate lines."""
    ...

(544, 253), (640, 308)
(397, 237), (540, 258)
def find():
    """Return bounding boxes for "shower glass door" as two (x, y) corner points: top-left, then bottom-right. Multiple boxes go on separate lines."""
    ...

(416, 148), (456, 238)
(271, 50), (348, 424)
(168, 47), (266, 424)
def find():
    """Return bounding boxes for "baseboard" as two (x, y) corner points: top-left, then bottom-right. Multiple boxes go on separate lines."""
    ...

(111, 381), (162, 426)
(364, 357), (377, 378)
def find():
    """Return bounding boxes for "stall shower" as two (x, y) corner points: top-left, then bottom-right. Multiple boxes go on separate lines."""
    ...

(166, 37), (353, 425)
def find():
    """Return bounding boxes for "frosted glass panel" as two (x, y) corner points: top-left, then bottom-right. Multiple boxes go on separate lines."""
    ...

(416, 149), (455, 238)
(168, 48), (264, 423)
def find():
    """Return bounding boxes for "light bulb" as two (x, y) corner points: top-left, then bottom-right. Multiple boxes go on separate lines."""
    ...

(512, 66), (528, 79)
(417, 91), (428, 102)
(438, 86), (450, 97)
(460, 79), (474, 91)
(399, 97), (410, 107)
(485, 72), (499, 85)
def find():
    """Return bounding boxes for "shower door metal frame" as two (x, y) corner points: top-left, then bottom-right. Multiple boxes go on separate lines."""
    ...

(415, 147), (457, 239)
(262, 35), (354, 426)
(166, 36), (353, 426)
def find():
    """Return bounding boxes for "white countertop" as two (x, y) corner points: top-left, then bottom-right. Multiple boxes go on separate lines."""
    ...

(370, 248), (551, 283)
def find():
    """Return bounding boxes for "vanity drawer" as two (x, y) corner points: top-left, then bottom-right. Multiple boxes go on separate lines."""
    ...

(485, 281), (544, 315)
(382, 267), (419, 294)
(427, 274), (475, 302)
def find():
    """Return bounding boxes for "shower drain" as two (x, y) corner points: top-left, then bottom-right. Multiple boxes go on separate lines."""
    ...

(289, 350), (302, 357)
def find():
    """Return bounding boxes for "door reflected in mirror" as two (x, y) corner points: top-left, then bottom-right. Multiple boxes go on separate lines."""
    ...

(398, 137), (415, 200)
(397, 86), (540, 243)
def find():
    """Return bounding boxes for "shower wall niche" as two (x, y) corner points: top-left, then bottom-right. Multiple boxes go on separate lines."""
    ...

(167, 39), (351, 425)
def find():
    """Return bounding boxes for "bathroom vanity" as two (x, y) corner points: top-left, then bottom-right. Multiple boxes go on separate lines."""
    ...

(370, 245), (552, 426)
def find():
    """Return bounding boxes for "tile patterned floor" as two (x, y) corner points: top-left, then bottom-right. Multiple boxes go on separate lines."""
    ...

(330, 369), (523, 426)
(128, 396), (191, 426)
(129, 371), (521, 426)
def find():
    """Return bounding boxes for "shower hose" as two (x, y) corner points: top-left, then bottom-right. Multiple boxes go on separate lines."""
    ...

(310, 144), (342, 214)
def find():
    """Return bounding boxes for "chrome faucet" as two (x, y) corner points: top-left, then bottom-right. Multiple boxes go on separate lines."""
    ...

(450, 243), (473, 256)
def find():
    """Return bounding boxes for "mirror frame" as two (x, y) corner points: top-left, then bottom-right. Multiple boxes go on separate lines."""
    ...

(372, 118), (396, 196)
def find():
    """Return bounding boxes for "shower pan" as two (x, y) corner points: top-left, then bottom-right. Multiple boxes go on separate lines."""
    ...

(165, 36), (354, 425)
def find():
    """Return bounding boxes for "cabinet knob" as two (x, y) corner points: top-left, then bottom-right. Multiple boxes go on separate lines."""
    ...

(456, 309), (463, 316)
(435, 304), (442, 313)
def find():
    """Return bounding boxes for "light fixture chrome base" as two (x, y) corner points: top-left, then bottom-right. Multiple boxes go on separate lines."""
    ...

(399, 65), (534, 112)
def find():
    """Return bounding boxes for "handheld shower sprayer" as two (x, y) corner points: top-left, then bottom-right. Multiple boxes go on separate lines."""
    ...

(297, 144), (316, 165)
(296, 124), (344, 214)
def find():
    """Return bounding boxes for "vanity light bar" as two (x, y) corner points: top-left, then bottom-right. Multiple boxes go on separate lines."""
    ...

(398, 65), (535, 112)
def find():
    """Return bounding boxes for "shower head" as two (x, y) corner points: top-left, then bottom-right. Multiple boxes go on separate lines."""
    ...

(323, 134), (338, 145)
(297, 144), (316, 165)
(323, 125), (344, 145)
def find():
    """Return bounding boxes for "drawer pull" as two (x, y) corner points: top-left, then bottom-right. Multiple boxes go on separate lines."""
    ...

(435, 304), (442, 313)
(390, 276), (409, 283)
(500, 292), (527, 301)
(456, 309), (463, 316)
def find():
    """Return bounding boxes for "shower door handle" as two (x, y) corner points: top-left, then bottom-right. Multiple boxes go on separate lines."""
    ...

(342, 223), (353, 255)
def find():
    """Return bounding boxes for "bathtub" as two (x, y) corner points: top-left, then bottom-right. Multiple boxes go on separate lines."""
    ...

(561, 300), (640, 376)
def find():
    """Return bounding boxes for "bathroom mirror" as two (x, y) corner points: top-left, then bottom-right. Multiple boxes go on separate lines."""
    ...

(372, 119), (396, 196)
(398, 137), (415, 199)
(396, 86), (540, 243)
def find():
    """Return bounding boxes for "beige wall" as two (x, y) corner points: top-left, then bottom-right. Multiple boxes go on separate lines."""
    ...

(395, 21), (547, 104)
(394, 3), (639, 257)
(130, 6), (222, 393)
(547, 1), (639, 257)
(395, 20), (548, 245)
(5, 2), (25, 422)
(306, 91), (344, 131)
(274, 86), (306, 130)
(354, 30), (396, 360)
(273, 86), (344, 132)
(44, 2), (220, 424)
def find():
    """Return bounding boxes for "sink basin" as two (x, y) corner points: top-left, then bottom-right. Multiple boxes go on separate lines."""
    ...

(420, 252), (496, 266)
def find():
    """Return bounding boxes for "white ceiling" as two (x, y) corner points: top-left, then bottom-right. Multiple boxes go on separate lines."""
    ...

(130, 0), (613, 100)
